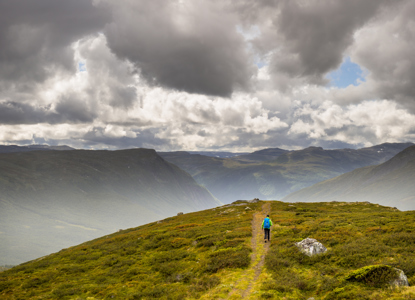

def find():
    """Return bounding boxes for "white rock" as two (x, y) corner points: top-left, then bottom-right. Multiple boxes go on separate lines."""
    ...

(390, 268), (409, 287)
(295, 238), (327, 256)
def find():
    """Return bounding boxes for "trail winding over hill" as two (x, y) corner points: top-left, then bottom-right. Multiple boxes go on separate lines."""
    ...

(225, 201), (271, 299)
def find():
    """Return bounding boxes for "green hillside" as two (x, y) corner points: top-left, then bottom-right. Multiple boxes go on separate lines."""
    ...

(159, 143), (413, 204)
(1, 201), (415, 299)
(0, 149), (220, 265)
(283, 145), (415, 211)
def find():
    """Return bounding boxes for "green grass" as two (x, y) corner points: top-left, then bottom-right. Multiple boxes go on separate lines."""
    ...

(0, 201), (261, 299)
(261, 201), (415, 299)
(2, 200), (415, 299)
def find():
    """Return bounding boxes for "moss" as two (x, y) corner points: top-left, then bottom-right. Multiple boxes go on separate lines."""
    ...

(344, 265), (399, 287)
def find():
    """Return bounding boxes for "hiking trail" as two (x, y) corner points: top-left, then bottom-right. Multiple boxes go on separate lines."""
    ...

(224, 201), (272, 299)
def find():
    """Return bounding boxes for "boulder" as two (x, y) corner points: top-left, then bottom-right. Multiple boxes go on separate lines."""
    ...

(345, 265), (409, 287)
(249, 198), (260, 203)
(295, 238), (327, 256)
(390, 268), (409, 287)
(177, 212), (183, 216)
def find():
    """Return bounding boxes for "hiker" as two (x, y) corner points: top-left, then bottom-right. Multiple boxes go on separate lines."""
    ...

(261, 214), (273, 243)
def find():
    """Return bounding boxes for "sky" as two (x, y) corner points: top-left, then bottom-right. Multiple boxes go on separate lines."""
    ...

(0, 0), (415, 152)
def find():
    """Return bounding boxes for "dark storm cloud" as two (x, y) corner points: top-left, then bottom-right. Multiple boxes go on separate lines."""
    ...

(275, 0), (384, 81)
(0, 99), (96, 125)
(100, 0), (253, 97)
(0, 0), (110, 85)
(245, 0), (388, 86)
(0, 101), (53, 124)
(351, 0), (415, 111)
(54, 95), (97, 123)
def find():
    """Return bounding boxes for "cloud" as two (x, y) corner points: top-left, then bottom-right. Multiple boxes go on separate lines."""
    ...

(289, 100), (415, 146)
(246, 0), (388, 90)
(0, 0), (414, 151)
(350, 0), (415, 111)
(0, 0), (109, 89)
(99, 0), (253, 97)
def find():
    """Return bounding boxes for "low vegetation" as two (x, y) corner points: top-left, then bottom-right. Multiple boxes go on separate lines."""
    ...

(0, 202), (260, 299)
(2, 200), (415, 299)
(262, 201), (415, 299)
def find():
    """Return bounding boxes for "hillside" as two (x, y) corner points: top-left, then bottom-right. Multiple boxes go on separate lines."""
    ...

(159, 143), (413, 204)
(1, 201), (415, 299)
(0, 144), (74, 153)
(232, 148), (289, 162)
(283, 145), (415, 211)
(0, 149), (220, 265)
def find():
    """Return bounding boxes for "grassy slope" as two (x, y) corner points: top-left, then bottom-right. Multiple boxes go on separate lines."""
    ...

(2, 201), (415, 299)
(263, 201), (415, 299)
(0, 149), (220, 265)
(0, 202), (261, 300)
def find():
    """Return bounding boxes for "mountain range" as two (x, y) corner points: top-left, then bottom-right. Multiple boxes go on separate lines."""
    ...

(0, 149), (220, 265)
(284, 145), (415, 211)
(0, 144), (74, 153)
(159, 143), (413, 203)
(2, 141), (415, 265)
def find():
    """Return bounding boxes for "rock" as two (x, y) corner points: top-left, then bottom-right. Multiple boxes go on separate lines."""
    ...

(177, 212), (183, 216)
(245, 207), (251, 210)
(346, 265), (409, 287)
(390, 268), (409, 287)
(248, 198), (260, 203)
(295, 238), (327, 256)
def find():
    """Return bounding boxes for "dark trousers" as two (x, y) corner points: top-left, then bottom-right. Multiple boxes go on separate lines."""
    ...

(264, 228), (270, 241)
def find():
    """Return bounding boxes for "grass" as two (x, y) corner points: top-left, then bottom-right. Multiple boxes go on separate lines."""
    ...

(261, 201), (415, 299)
(0, 201), (261, 299)
(2, 200), (415, 299)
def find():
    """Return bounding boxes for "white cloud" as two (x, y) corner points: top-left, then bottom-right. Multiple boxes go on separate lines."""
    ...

(288, 99), (415, 146)
(1, 0), (415, 151)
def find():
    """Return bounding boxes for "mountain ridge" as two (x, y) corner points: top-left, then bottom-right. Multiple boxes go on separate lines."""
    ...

(159, 142), (414, 203)
(0, 148), (220, 265)
(283, 145), (415, 210)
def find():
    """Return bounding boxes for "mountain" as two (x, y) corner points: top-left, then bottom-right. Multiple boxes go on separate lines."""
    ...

(0, 144), (74, 153)
(187, 151), (249, 158)
(283, 145), (415, 210)
(159, 143), (413, 204)
(1, 200), (415, 299)
(0, 149), (220, 265)
(232, 147), (290, 162)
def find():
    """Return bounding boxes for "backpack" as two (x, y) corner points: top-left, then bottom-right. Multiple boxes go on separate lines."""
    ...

(263, 218), (270, 229)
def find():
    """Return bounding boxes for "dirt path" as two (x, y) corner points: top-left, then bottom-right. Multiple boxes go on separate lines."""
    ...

(225, 201), (271, 299)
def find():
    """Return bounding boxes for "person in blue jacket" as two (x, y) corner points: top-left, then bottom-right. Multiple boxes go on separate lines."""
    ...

(261, 214), (273, 243)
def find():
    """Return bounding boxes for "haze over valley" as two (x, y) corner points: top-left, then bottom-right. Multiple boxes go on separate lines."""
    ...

(1, 142), (415, 265)
(0, 148), (220, 265)
(2, 3), (415, 292)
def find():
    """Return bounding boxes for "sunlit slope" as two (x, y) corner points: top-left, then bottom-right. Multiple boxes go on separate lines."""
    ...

(0, 149), (220, 265)
(283, 145), (415, 210)
(2, 201), (415, 299)
(0, 201), (261, 299)
(262, 201), (415, 299)
(159, 143), (413, 203)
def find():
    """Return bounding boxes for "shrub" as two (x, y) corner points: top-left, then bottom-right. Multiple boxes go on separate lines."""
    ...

(52, 283), (80, 298)
(190, 275), (221, 292)
(344, 265), (398, 287)
(205, 246), (251, 273)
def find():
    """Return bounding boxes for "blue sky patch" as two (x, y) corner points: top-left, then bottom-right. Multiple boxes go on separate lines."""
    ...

(326, 56), (366, 88)
(78, 62), (87, 72)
